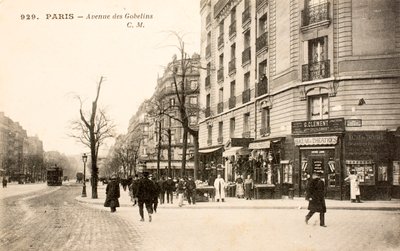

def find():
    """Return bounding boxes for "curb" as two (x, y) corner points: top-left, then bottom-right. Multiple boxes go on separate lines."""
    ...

(75, 196), (400, 211)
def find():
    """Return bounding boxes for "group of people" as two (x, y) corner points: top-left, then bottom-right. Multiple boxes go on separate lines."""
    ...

(104, 172), (200, 222)
(235, 174), (255, 200)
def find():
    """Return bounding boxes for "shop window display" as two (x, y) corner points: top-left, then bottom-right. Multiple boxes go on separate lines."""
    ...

(345, 160), (375, 186)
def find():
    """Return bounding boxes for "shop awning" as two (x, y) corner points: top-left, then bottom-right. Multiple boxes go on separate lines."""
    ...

(199, 146), (222, 154)
(222, 147), (243, 157)
(248, 140), (271, 149)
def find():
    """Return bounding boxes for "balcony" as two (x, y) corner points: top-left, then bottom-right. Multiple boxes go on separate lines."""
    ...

(229, 96), (236, 109)
(205, 75), (211, 89)
(257, 75), (268, 97)
(218, 34), (224, 48)
(206, 44), (211, 58)
(256, 32), (268, 53)
(260, 127), (270, 137)
(302, 60), (330, 82)
(205, 107), (211, 118)
(229, 20), (236, 37)
(256, 0), (267, 9)
(217, 67), (224, 82)
(217, 102), (224, 114)
(242, 47), (251, 65)
(217, 137), (224, 144)
(207, 139), (212, 146)
(242, 7), (251, 25)
(242, 131), (251, 138)
(242, 89), (251, 103)
(228, 59), (236, 74)
(301, 2), (330, 27)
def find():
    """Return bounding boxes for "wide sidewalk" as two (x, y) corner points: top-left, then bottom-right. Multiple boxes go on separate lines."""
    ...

(76, 183), (400, 211)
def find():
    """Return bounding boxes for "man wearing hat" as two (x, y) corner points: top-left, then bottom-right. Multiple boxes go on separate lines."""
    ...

(305, 171), (327, 227)
(104, 174), (120, 213)
(136, 171), (156, 222)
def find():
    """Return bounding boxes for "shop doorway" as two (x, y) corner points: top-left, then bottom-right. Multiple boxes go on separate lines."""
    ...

(299, 149), (335, 197)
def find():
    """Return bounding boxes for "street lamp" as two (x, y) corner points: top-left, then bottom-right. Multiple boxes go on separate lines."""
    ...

(81, 153), (88, 197)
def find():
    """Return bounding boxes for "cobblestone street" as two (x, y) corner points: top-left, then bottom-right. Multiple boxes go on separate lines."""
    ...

(1, 183), (399, 251)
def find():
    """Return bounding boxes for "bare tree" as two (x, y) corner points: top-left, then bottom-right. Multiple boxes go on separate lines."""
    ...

(70, 77), (115, 199)
(156, 32), (204, 179)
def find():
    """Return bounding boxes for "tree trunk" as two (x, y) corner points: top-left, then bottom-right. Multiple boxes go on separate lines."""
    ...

(193, 134), (199, 181)
(91, 144), (98, 199)
(168, 128), (171, 177)
(157, 120), (162, 177)
(181, 129), (188, 177)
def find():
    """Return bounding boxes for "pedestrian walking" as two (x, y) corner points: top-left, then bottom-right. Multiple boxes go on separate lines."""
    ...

(165, 177), (175, 204)
(2, 177), (7, 188)
(104, 174), (120, 213)
(152, 176), (161, 213)
(176, 178), (186, 207)
(235, 175), (244, 198)
(344, 170), (362, 203)
(136, 172), (156, 222)
(213, 174), (225, 202)
(186, 176), (197, 205)
(305, 172), (327, 227)
(244, 175), (254, 200)
(158, 176), (166, 204)
(129, 174), (139, 206)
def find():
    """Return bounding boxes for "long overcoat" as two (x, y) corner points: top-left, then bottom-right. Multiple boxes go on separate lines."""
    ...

(306, 178), (326, 213)
(344, 174), (360, 200)
(136, 178), (156, 202)
(104, 180), (120, 208)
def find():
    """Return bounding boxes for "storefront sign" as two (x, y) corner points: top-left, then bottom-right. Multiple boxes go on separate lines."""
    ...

(294, 136), (338, 146)
(291, 118), (345, 134)
(346, 119), (362, 127)
(249, 141), (271, 149)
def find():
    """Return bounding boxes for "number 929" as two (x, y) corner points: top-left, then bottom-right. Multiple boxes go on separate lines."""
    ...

(21, 14), (37, 20)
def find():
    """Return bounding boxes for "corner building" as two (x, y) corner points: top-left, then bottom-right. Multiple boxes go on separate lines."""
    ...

(199, 0), (400, 200)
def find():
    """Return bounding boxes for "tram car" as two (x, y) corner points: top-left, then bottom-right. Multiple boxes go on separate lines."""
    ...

(47, 165), (63, 186)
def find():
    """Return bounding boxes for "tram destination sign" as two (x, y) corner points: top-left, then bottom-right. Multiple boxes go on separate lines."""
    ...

(291, 118), (345, 134)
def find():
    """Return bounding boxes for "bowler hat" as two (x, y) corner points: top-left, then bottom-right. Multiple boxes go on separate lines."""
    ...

(142, 172), (149, 177)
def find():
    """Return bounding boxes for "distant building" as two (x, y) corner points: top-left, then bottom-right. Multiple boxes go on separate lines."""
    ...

(199, 0), (400, 199)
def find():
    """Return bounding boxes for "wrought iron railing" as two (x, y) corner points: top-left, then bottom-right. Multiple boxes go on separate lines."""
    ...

(256, 0), (267, 9)
(229, 96), (236, 109)
(302, 60), (330, 81)
(229, 20), (236, 37)
(217, 67), (224, 82)
(301, 2), (330, 27)
(242, 89), (251, 103)
(256, 32), (268, 52)
(228, 59), (236, 74)
(242, 47), (251, 64)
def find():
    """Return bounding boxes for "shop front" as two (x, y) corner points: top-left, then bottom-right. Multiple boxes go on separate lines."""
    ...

(292, 118), (345, 200)
(222, 138), (253, 182)
(344, 131), (393, 200)
(198, 146), (224, 182)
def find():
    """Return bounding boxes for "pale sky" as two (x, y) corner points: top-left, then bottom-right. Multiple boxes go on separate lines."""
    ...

(0, 0), (201, 155)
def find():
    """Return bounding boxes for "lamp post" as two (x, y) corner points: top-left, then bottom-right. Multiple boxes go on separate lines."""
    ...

(81, 153), (88, 197)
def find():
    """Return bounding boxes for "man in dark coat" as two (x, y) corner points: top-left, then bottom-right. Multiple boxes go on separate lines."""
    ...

(158, 176), (166, 204)
(104, 175), (120, 213)
(164, 177), (175, 204)
(129, 174), (139, 206)
(136, 172), (156, 222)
(152, 176), (161, 213)
(305, 172), (327, 227)
(185, 176), (196, 205)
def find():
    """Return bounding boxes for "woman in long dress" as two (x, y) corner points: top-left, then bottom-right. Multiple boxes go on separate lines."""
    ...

(244, 175), (254, 200)
(235, 175), (244, 198)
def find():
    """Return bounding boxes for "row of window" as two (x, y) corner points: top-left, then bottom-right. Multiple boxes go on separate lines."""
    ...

(206, 93), (330, 145)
